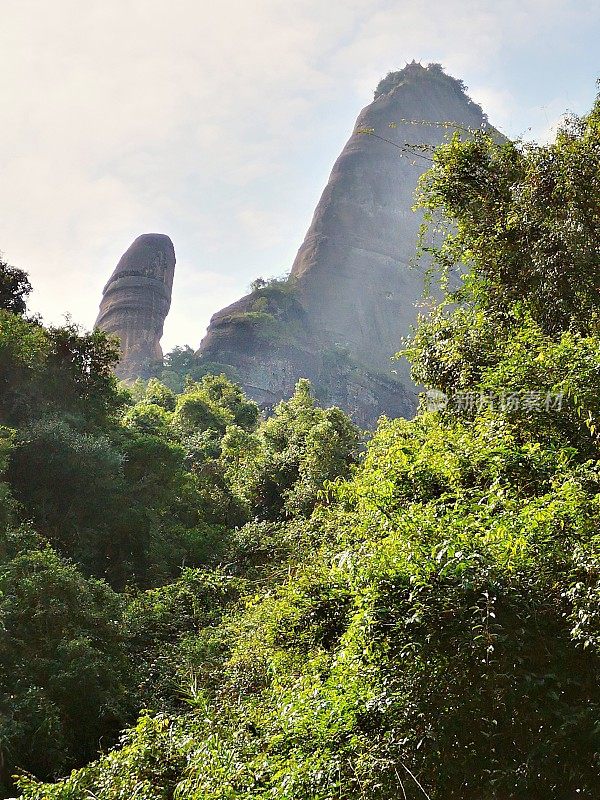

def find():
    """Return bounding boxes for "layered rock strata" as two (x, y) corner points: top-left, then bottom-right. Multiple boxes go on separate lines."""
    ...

(96, 233), (175, 381)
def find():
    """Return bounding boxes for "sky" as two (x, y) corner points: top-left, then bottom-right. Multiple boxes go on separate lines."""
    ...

(1, 0), (599, 350)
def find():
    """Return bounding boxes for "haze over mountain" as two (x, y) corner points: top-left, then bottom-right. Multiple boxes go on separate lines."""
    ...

(196, 63), (492, 425)
(1, 1), (598, 352)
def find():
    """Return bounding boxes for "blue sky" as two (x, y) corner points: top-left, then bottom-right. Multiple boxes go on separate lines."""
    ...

(1, 0), (598, 350)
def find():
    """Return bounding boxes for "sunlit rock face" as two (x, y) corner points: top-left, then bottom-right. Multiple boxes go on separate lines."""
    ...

(290, 62), (488, 380)
(197, 64), (491, 426)
(96, 234), (175, 381)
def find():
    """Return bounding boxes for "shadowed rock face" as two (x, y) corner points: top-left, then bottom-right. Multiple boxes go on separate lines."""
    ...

(197, 64), (492, 426)
(96, 234), (175, 381)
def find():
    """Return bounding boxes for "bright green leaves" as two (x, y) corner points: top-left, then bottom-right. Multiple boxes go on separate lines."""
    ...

(222, 380), (359, 521)
(417, 95), (600, 333)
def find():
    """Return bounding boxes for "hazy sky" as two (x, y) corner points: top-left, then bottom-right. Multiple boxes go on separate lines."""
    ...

(2, 0), (598, 350)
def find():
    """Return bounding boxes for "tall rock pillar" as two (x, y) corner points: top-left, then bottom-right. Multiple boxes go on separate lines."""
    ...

(95, 233), (175, 381)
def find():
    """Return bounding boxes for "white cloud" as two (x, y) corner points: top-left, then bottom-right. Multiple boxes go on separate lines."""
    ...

(0, 0), (598, 349)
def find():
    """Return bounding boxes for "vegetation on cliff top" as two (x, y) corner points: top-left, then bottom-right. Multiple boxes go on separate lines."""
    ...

(374, 61), (481, 109)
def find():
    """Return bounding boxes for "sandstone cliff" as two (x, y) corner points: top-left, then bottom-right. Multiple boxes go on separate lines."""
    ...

(96, 233), (175, 381)
(197, 63), (491, 426)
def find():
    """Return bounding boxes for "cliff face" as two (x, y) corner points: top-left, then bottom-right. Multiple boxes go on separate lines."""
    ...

(290, 63), (487, 376)
(197, 63), (490, 426)
(96, 234), (175, 381)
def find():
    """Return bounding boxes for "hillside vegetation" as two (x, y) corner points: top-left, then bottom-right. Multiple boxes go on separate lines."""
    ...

(1, 90), (599, 799)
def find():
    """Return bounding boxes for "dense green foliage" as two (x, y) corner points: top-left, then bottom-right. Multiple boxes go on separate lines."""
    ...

(0, 258), (31, 316)
(0, 272), (358, 794)
(148, 345), (241, 393)
(2, 89), (600, 799)
(0, 535), (130, 785)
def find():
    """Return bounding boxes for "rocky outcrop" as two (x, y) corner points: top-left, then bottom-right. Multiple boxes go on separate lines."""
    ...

(198, 280), (415, 427)
(96, 234), (175, 381)
(197, 63), (492, 426)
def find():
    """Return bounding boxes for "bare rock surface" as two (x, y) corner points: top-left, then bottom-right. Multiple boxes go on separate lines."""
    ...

(96, 234), (175, 381)
(197, 63), (492, 426)
(290, 62), (488, 377)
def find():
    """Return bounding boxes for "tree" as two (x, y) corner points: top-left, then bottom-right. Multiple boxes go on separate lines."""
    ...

(0, 258), (31, 315)
(222, 380), (359, 519)
(173, 391), (232, 436)
(0, 541), (130, 792)
(192, 374), (259, 431)
(414, 88), (600, 343)
(0, 312), (123, 430)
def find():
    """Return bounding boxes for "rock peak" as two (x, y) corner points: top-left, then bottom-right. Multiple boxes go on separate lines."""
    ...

(96, 233), (176, 381)
(197, 64), (493, 426)
(374, 61), (476, 104)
